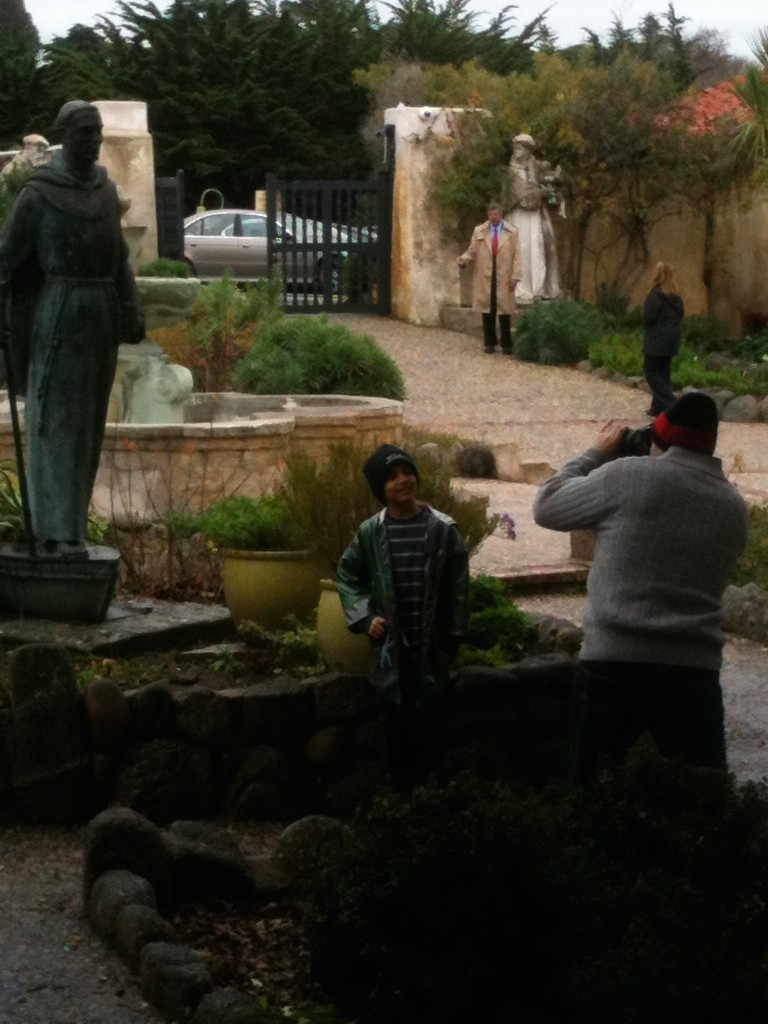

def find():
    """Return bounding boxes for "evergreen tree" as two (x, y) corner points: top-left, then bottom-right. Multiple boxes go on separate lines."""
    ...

(0, 0), (40, 147)
(0, 0), (38, 40)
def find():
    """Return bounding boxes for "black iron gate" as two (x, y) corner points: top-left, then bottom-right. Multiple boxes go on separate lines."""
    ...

(266, 130), (393, 315)
(155, 170), (185, 261)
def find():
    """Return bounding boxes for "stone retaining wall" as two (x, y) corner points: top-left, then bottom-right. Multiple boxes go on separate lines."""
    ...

(0, 634), (578, 828)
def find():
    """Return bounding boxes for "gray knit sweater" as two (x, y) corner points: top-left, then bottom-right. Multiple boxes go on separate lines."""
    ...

(533, 446), (749, 670)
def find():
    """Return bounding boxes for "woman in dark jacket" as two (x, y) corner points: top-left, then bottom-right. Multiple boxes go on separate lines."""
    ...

(643, 261), (684, 416)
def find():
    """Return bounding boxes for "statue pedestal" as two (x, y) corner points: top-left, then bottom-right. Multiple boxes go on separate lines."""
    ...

(0, 545), (120, 623)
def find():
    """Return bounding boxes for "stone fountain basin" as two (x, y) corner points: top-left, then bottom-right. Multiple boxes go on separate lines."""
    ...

(94, 393), (403, 527)
(0, 393), (403, 529)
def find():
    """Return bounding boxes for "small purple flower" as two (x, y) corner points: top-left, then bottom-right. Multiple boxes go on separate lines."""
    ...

(500, 512), (517, 541)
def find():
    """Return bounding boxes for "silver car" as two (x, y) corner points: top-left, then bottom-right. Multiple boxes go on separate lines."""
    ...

(183, 209), (273, 282)
(183, 209), (344, 289)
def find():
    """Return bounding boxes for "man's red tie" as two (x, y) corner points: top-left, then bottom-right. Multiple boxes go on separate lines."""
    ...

(492, 228), (499, 255)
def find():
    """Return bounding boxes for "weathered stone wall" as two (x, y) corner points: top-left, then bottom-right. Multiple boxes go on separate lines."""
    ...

(571, 193), (768, 337)
(0, 640), (577, 829)
(387, 106), (479, 325)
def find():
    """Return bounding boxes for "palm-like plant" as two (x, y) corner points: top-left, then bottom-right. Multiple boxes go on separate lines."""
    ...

(731, 29), (768, 166)
(732, 64), (768, 165)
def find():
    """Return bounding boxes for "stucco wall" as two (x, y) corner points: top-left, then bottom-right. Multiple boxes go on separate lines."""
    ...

(572, 193), (768, 336)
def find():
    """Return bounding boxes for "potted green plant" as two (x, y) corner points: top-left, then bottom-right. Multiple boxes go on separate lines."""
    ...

(200, 493), (321, 629)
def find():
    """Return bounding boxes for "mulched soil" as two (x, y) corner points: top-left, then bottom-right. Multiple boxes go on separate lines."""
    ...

(170, 821), (323, 1012)
(171, 897), (318, 1010)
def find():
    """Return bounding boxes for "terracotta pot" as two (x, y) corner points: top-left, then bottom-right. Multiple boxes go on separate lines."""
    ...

(316, 579), (369, 675)
(222, 549), (320, 629)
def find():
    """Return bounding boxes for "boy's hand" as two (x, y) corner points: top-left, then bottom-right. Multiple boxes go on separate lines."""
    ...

(368, 616), (387, 640)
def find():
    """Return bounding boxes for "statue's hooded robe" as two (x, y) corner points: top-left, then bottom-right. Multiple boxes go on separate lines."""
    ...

(0, 155), (142, 545)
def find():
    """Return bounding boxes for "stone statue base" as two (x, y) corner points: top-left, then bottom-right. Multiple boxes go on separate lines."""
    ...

(0, 544), (120, 623)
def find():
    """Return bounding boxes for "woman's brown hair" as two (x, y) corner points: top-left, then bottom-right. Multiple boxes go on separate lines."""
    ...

(651, 261), (679, 296)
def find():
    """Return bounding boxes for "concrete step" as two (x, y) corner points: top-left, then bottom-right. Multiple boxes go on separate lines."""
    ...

(0, 599), (237, 656)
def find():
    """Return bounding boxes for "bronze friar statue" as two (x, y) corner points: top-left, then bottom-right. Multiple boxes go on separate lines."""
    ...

(0, 100), (144, 556)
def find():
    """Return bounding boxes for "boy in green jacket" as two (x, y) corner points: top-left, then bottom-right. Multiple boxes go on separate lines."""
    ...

(337, 444), (469, 790)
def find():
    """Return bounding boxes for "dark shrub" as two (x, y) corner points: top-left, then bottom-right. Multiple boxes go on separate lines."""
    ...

(515, 301), (603, 365)
(236, 315), (406, 399)
(306, 750), (768, 1023)
(457, 574), (536, 666)
(735, 329), (768, 363)
(681, 314), (730, 354)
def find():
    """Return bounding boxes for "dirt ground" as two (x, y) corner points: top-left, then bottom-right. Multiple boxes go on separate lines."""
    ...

(0, 827), (163, 1024)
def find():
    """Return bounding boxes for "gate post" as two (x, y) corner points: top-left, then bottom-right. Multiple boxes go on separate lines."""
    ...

(385, 106), (471, 326)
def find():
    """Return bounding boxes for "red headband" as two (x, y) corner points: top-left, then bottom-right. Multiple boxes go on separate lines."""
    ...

(652, 411), (716, 455)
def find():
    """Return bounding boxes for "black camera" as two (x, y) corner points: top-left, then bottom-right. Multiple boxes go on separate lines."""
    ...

(619, 425), (653, 458)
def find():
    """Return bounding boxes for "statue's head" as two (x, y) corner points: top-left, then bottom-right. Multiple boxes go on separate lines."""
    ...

(512, 133), (536, 160)
(55, 100), (103, 171)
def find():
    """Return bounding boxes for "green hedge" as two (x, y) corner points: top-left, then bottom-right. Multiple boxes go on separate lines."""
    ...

(515, 300), (603, 365)
(236, 315), (406, 399)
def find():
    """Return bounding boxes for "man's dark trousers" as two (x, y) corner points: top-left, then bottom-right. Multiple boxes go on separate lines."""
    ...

(482, 251), (512, 353)
(570, 660), (727, 785)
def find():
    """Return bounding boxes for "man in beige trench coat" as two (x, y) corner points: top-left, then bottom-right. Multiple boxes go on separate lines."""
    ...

(457, 202), (522, 354)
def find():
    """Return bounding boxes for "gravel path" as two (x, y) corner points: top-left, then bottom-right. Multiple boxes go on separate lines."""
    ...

(344, 314), (768, 503)
(0, 827), (163, 1024)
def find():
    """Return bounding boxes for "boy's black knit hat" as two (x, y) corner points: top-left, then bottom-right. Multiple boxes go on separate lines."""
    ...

(363, 444), (420, 504)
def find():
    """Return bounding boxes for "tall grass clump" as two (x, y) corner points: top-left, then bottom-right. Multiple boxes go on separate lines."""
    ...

(731, 503), (768, 591)
(236, 315), (405, 399)
(188, 273), (283, 391)
(282, 441), (494, 577)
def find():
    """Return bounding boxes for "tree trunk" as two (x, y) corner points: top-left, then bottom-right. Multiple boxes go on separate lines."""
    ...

(702, 204), (714, 313)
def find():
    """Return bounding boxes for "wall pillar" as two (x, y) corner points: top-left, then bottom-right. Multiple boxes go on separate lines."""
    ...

(385, 106), (483, 326)
(94, 100), (158, 269)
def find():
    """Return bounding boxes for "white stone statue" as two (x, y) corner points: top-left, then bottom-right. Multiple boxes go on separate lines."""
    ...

(506, 133), (563, 304)
(1, 134), (51, 177)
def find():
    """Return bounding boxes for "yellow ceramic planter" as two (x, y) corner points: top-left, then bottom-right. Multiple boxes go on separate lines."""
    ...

(222, 549), (321, 629)
(317, 579), (370, 675)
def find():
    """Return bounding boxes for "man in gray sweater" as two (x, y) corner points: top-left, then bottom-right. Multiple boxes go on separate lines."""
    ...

(533, 392), (748, 783)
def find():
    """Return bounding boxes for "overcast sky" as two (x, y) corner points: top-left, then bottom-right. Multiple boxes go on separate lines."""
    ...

(23, 0), (766, 59)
